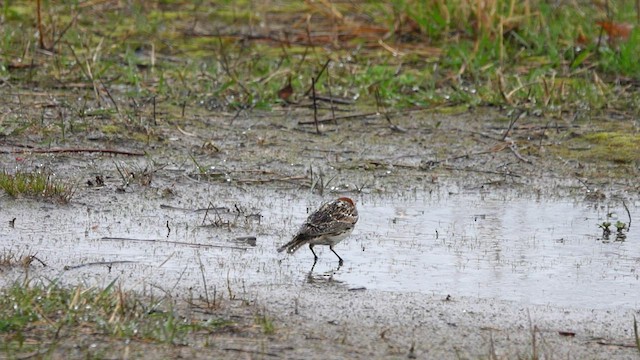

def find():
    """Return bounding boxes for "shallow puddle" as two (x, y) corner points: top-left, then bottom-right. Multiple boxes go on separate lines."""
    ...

(333, 193), (639, 309)
(1, 189), (638, 310)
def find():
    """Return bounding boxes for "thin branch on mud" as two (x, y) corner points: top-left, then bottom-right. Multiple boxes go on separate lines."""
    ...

(373, 86), (404, 132)
(410, 150), (496, 169)
(64, 260), (136, 271)
(311, 95), (354, 105)
(622, 200), (632, 230)
(442, 165), (522, 177)
(202, 202), (226, 227)
(100, 237), (248, 251)
(99, 78), (120, 115)
(507, 141), (532, 163)
(2, 147), (145, 156)
(181, 90), (191, 119)
(297, 107), (430, 126)
(235, 175), (307, 184)
(298, 111), (378, 125)
(311, 77), (320, 134)
(222, 348), (279, 358)
(326, 64), (337, 125)
(454, 128), (502, 141)
(303, 58), (331, 97)
(575, 177), (593, 192)
(153, 95), (157, 126)
(594, 340), (638, 348)
(215, 34), (250, 96)
(502, 110), (526, 140)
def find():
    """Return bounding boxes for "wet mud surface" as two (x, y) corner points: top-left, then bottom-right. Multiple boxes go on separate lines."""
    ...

(1, 108), (639, 358)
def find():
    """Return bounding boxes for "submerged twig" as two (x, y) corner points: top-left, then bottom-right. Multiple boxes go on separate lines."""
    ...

(64, 260), (136, 271)
(2, 147), (145, 156)
(235, 175), (307, 184)
(100, 237), (248, 251)
(622, 200), (632, 230)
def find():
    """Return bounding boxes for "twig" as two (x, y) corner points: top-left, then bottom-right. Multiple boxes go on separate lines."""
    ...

(311, 77), (320, 134)
(502, 110), (526, 140)
(2, 147), (145, 156)
(594, 340), (638, 348)
(442, 165), (522, 177)
(181, 90), (190, 119)
(36, 0), (46, 49)
(575, 177), (593, 192)
(100, 237), (248, 250)
(26, 255), (48, 267)
(622, 200), (632, 230)
(99, 79), (120, 115)
(160, 204), (229, 213)
(508, 141), (532, 163)
(298, 111), (378, 125)
(310, 95), (354, 105)
(235, 175), (307, 184)
(202, 202), (224, 227)
(64, 260), (136, 271)
(222, 348), (279, 357)
(304, 58), (331, 97)
(326, 65), (336, 125)
(152, 95), (157, 126)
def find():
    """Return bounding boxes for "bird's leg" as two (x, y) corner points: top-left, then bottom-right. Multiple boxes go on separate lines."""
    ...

(309, 244), (319, 261)
(329, 246), (344, 266)
(307, 259), (318, 282)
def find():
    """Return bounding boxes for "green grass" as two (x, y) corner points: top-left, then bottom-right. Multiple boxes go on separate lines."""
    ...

(575, 132), (640, 164)
(0, 280), (233, 355)
(0, 1), (639, 166)
(0, 170), (74, 203)
(0, 1), (638, 116)
(255, 312), (276, 335)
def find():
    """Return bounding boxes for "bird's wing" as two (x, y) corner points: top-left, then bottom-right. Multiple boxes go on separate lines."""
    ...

(298, 219), (355, 239)
(296, 200), (358, 238)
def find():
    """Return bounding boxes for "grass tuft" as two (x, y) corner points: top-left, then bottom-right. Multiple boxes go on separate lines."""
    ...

(0, 281), (233, 355)
(255, 312), (276, 335)
(0, 170), (74, 203)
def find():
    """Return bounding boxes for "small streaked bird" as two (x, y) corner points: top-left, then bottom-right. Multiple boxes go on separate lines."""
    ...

(277, 197), (359, 265)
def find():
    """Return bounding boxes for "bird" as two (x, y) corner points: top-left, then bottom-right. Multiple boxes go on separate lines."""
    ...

(277, 197), (359, 265)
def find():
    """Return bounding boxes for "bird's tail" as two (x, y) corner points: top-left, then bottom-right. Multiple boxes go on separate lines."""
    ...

(277, 235), (307, 254)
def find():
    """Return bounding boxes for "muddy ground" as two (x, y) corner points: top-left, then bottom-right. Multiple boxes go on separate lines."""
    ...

(1, 104), (639, 359)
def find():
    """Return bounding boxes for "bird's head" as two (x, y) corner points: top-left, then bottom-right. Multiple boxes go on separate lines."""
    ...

(337, 197), (355, 206)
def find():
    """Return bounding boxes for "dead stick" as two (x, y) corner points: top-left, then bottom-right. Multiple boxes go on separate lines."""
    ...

(311, 95), (354, 105)
(502, 110), (525, 140)
(235, 175), (307, 184)
(64, 260), (136, 271)
(508, 141), (532, 163)
(304, 58), (331, 97)
(36, 0), (46, 49)
(622, 200), (632, 230)
(99, 79), (120, 115)
(298, 112), (378, 125)
(312, 77), (320, 134)
(100, 237), (247, 250)
(442, 165), (522, 177)
(3, 148), (145, 156)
